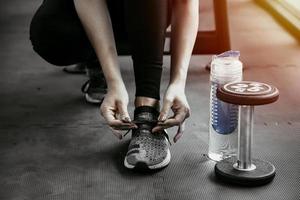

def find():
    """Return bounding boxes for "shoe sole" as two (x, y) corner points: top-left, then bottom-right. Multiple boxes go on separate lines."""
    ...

(63, 67), (86, 74)
(124, 148), (171, 170)
(85, 93), (104, 104)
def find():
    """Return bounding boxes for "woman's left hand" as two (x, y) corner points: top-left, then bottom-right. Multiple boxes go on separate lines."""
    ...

(152, 83), (191, 143)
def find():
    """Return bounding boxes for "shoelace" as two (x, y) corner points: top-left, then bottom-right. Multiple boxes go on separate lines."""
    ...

(123, 119), (171, 145)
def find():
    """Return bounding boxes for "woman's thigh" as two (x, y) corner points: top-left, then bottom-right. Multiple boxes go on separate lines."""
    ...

(30, 0), (128, 66)
(30, 0), (96, 66)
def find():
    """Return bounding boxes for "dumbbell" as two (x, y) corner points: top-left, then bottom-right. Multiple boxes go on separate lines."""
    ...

(214, 81), (279, 186)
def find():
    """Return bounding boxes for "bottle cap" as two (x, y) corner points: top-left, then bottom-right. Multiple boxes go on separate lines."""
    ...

(211, 50), (243, 78)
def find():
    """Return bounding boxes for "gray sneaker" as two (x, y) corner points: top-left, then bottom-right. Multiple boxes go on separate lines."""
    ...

(81, 64), (107, 104)
(124, 106), (171, 170)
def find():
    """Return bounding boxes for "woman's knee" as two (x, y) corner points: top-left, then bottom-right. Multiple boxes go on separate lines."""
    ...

(30, 9), (69, 65)
(29, 2), (91, 66)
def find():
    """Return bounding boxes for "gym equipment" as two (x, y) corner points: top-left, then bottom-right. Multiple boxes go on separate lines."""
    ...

(214, 81), (279, 186)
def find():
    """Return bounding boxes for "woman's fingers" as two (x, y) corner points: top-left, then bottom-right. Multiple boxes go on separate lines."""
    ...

(108, 120), (136, 139)
(158, 99), (172, 122)
(101, 104), (136, 139)
(152, 125), (164, 133)
(153, 106), (189, 133)
(101, 105), (115, 122)
(116, 101), (131, 120)
(153, 99), (172, 132)
(152, 118), (181, 133)
(174, 122), (185, 143)
(152, 121), (186, 143)
(106, 110), (136, 130)
(110, 122), (136, 130)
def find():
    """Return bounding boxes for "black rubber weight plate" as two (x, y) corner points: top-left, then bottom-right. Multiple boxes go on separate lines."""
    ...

(215, 157), (276, 186)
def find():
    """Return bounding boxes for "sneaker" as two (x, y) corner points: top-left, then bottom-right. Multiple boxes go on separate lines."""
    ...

(81, 65), (107, 104)
(124, 106), (171, 170)
(63, 63), (86, 74)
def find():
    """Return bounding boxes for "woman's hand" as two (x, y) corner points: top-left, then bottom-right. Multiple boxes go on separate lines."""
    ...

(152, 83), (191, 143)
(100, 83), (137, 139)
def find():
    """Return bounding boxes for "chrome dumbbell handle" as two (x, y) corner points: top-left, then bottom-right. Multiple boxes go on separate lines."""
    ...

(233, 105), (256, 171)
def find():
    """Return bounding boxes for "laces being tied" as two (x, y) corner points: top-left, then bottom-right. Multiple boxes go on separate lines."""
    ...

(123, 106), (171, 145)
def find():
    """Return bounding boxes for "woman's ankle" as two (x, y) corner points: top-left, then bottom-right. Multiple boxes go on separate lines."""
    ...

(135, 96), (160, 110)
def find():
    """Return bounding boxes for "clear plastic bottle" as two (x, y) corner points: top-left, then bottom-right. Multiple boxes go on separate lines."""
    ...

(208, 51), (243, 161)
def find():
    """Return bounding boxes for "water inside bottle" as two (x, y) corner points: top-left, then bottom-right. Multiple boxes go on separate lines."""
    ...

(208, 81), (239, 161)
(211, 82), (239, 134)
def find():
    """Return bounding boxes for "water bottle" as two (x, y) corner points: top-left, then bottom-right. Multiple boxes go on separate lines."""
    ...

(208, 51), (243, 161)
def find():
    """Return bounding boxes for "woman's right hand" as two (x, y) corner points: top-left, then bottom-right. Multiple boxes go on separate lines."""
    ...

(100, 83), (137, 139)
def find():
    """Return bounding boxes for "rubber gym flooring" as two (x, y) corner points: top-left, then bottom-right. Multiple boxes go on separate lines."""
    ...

(0, 0), (299, 199)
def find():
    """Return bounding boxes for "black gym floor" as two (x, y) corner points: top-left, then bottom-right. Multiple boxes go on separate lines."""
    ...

(0, 0), (299, 199)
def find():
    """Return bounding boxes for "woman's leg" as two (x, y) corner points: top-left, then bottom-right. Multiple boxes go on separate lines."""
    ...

(123, 0), (170, 171)
(30, 0), (96, 66)
(30, 0), (128, 104)
(124, 0), (169, 103)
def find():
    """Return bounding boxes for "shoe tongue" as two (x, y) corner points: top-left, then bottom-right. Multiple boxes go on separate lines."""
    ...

(132, 106), (165, 138)
(134, 106), (159, 122)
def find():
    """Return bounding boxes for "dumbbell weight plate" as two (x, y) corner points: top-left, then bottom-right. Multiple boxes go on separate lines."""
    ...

(215, 157), (276, 186)
(217, 81), (279, 106)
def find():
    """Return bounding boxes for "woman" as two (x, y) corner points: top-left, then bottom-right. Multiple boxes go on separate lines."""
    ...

(30, 0), (199, 170)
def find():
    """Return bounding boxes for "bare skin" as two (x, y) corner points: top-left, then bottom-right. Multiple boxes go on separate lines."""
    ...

(135, 97), (160, 110)
(74, 0), (199, 141)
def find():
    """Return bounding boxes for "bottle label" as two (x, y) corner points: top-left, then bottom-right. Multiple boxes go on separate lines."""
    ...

(211, 81), (238, 134)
